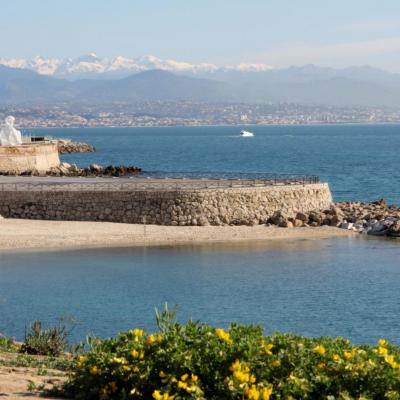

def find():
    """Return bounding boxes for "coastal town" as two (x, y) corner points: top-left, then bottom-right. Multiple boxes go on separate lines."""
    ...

(2, 102), (400, 128)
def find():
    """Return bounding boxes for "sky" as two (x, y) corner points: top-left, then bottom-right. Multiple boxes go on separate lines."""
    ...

(3, 0), (400, 71)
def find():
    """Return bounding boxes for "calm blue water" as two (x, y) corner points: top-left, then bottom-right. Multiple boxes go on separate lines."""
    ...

(24, 124), (400, 204)
(1, 237), (400, 345)
(3, 124), (400, 345)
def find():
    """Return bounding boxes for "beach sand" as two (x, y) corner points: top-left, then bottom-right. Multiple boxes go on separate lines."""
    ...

(0, 352), (67, 400)
(0, 219), (356, 251)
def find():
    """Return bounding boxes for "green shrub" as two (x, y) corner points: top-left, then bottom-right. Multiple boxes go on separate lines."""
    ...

(62, 310), (400, 399)
(21, 320), (67, 356)
(0, 335), (18, 352)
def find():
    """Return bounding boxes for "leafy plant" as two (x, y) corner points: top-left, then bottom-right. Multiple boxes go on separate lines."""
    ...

(21, 320), (68, 356)
(61, 307), (400, 399)
(0, 334), (18, 352)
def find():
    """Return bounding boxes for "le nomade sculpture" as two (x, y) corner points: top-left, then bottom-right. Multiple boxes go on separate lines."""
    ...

(0, 116), (22, 146)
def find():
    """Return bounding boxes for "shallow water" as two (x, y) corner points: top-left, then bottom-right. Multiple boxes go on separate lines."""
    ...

(1, 236), (400, 344)
(25, 123), (400, 204)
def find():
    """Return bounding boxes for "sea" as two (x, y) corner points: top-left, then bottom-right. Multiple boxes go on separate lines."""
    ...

(1, 123), (400, 344)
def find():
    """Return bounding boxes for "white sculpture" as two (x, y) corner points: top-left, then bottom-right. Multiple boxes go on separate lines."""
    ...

(0, 116), (22, 146)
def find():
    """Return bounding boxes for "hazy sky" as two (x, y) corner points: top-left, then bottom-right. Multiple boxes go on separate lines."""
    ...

(3, 0), (400, 71)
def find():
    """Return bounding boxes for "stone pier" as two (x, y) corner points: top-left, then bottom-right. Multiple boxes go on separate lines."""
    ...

(0, 179), (332, 225)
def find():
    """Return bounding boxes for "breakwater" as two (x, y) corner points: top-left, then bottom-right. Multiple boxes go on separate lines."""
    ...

(0, 179), (332, 225)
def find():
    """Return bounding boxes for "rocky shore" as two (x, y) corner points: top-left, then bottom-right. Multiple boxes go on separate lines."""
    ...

(267, 199), (400, 237)
(54, 139), (95, 154)
(0, 163), (141, 177)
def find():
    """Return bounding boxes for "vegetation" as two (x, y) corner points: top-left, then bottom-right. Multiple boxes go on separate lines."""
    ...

(0, 334), (18, 352)
(21, 320), (68, 356)
(0, 352), (73, 371)
(61, 307), (400, 400)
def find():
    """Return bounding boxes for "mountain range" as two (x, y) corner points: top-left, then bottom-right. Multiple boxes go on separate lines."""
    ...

(0, 55), (400, 107)
(0, 54), (273, 80)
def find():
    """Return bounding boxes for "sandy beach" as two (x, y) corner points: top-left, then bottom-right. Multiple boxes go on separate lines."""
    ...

(0, 219), (355, 251)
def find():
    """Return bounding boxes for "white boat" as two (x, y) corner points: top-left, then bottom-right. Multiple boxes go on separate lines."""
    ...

(240, 130), (254, 137)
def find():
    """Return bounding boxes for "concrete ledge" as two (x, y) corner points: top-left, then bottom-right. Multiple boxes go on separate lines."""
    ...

(0, 143), (60, 173)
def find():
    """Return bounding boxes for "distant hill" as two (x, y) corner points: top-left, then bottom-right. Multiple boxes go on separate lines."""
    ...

(77, 70), (233, 102)
(1, 63), (400, 107)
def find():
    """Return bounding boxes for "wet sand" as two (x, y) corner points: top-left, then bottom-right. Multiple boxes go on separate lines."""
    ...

(0, 219), (355, 251)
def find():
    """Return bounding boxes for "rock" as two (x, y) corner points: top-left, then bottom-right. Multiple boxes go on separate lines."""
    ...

(308, 211), (322, 225)
(294, 219), (304, 227)
(322, 216), (331, 225)
(340, 222), (354, 230)
(90, 163), (102, 172)
(295, 212), (308, 222)
(56, 140), (95, 154)
(269, 211), (289, 227)
(372, 198), (387, 207)
(388, 220), (400, 237)
(277, 219), (289, 227)
(330, 215), (342, 226)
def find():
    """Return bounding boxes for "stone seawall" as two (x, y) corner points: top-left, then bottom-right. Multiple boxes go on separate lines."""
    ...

(0, 183), (332, 225)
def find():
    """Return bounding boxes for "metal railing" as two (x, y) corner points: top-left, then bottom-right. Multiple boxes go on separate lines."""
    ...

(0, 175), (320, 192)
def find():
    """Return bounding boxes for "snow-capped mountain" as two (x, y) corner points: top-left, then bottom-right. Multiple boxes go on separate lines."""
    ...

(0, 54), (273, 79)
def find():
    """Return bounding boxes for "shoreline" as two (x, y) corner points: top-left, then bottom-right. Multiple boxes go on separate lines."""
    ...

(22, 121), (400, 130)
(0, 219), (356, 252)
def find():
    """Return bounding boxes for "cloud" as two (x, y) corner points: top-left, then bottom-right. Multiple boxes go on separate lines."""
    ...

(259, 37), (400, 68)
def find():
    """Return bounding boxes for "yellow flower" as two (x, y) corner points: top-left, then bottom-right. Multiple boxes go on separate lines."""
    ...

(379, 339), (388, 347)
(333, 354), (341, 363)
(132, 328), (144, 337)
(139, 350), (145, 359)
(313, 345), (326, 355)
(344, 350), (357, 360)
(112, 357), (127, 364)
(317, 362), (326, 370)
(230, 359), (241, 372)
(385, 355), (400, 369)
(90, 366), (100, 375)
(264, 343), (274, 355)
(152, 390), (175, 400)
(181, 373), (189, 381)
(215, 328), (232, 344)
(245, 385), (260, 400)
(261, 386), (273, 400)
(233, 370), (247, 382)
(78, 355), (86, 363)
(152, 390), (161, 400)
(131, 349), (139, 358)
(177, 380), (188, 390)
(191, 374), (198, 382)
(147, 335), (156, 345)
(271, 359), (281, 367)
(159, 371), (167, 378)
(229, 359), (256, 383)
(378, 346), (388, 356)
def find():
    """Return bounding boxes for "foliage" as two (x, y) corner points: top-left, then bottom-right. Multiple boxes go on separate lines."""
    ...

(21, 320), (68, 356)
(61, 309), (400, 400)
(0, 352), (73, 370)
(0, 335), (18, 352)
